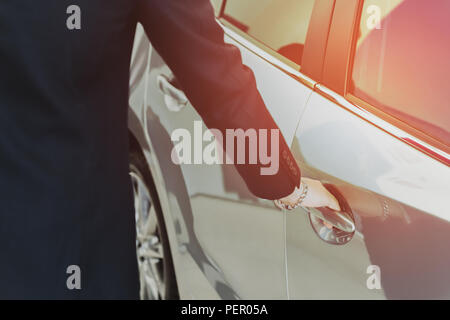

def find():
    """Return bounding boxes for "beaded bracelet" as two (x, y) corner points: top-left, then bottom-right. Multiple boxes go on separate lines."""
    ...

(274, 181), (309, 211)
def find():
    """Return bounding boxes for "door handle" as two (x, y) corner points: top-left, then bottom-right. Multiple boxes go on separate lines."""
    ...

(308, 207), (355, 233)
(156, 74), (188, 112)
(307, 184), (356, 245)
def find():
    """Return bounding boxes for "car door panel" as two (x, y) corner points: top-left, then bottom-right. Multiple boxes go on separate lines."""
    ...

(284, 0), (450, 300)
(286, 90), (450, 299)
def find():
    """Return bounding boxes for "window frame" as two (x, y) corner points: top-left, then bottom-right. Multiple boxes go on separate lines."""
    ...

(218, 0), (335, 83)
(320, 0), (450, 164)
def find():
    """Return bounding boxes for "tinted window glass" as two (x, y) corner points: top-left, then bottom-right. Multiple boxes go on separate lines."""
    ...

(351, 0), (450, 145)
(224, 0), (316, 66)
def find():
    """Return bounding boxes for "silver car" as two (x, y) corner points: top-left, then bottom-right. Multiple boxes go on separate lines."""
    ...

(128, 0), (450, 300)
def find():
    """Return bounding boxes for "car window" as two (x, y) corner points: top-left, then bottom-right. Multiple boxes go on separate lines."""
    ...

(350, 0), (450, 146)
(223, 0), (316, 67)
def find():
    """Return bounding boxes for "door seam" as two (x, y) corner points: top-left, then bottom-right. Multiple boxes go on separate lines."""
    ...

(283, 210), (290, 300)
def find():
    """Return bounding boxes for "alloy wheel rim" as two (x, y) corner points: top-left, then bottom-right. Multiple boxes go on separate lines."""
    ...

(130, 168), (165, 300)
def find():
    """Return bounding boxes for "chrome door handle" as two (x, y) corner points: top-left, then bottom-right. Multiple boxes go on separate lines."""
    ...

(308, 207), (355, 233)
(156, 74), (188, 112)
(307, 184), (356, 245)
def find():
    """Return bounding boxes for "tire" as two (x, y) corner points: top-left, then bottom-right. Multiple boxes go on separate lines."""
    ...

(129, 150), (179, 300)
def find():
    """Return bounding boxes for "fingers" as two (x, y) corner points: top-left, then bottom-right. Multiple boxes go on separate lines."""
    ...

(328, 196), (341, 211)
(322, 186), (341, 211)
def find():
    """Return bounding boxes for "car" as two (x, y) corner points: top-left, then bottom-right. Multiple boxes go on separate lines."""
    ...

(127, 0), (450, 300)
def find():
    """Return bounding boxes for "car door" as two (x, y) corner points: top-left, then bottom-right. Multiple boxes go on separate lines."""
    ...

(286, 0), (450, 299)
(143, 0), (322, 299)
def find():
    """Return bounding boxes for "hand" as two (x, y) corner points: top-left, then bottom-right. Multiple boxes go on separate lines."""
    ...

(277, 178), (341, 211)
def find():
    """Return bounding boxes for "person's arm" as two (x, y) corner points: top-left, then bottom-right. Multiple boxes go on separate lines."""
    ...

(136, 0), (299, 200)
(136, 0), (340, 211)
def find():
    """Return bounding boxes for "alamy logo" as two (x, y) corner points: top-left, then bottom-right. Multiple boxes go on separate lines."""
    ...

(66, 265), (81, 290)
(366, 5), (382, 30)
(171, 121), (280, 176)
(66, 5), (81, 30)
(366, 265), (382, 290)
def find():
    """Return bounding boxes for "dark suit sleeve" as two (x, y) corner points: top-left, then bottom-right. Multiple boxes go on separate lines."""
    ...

(136, 0), (301, 200)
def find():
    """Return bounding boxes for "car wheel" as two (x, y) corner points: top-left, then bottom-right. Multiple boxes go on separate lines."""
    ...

(129, 151), (178, 300)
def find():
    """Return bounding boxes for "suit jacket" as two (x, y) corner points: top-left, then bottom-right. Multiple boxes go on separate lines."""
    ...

(0, 0), (300, 299)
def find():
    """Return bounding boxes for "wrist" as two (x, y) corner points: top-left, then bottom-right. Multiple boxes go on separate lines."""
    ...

(275, 180), (309, 211)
